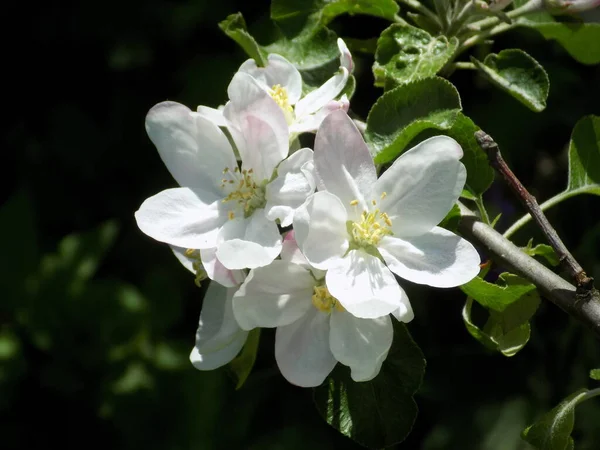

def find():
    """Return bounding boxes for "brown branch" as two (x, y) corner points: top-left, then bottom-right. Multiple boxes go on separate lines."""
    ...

(474, 131), (594, 292)
(458, 203), (600, 338)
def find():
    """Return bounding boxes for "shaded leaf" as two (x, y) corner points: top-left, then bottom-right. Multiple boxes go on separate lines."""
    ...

(229, 328), (261, 389)
(373, 24), (458, 88)
(461, 272), (537, 312)
(313, 321), (425, 449)
(522, 389), (588, 450)
(566, 115), (600, 196)
(439, 203), (461, 232)
(523, 239), (560, 266)
(219, 13), (267, 67)
(471, 49), (549, 112)
(271, 0), (398, 39)
(590, 369), (600, 381)
(365, 77), (462, 164)
(462, 298), (498, 350)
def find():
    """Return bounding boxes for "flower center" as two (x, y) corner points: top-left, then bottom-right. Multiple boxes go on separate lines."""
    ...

(220, 167), (267, 219)
(312, 285), (344, 314)
(184, 248), (208, 287)
(348, 194), (393, 248)
(269, 84), (294, 125)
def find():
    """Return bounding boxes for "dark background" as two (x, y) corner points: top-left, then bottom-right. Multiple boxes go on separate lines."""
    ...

(3, 1), (599, 449)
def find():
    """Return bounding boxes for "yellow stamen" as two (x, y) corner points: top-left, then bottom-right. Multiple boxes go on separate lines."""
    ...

(380, 192), (387, 199)
(350, 199), (359, 206)
(228, 211), (235, 220)
(311, 285), (344, 313)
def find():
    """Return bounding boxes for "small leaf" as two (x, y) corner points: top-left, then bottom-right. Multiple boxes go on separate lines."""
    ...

(439, 203), (461, 232)
(271, 0), (399, 38)
(518, 20), (600, 65)
(373, 24), (458, 88)
(313, 321), (425, 449)
(229, 328), (261, 389)
(523, 240), (560, 266)
(471, 49), (549, 112)
(522, 389), (588, 450)
(365, 77), (462, 164)
(566, 115), (600, 196)
(590, 369), (600, 381)
(460, 189), (477, 201)
(219, 13), (268, 67)
(461, 272), (537, 312)
(462, 298), (498, 350)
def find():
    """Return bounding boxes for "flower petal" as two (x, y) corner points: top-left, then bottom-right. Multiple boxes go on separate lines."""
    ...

(275, 308), (337, 387)
(200, 247), (246, 287)
(293, 191), (349, 270)
(373, 136), (466, 237)
(265, 147), (316, 227)
(313, 110), (377, 211)
(295, 67), (348, 119)
(190, 282), (248, 370)
(280, 230), (311, 269)
(233, 261), (314, 330)
(337, 38), (354, 73)
(289, 95), (350, 135)
(145, 101), (237, 192)
(326, 250), (403, 319)
(170, 245), (196, 273)
(238, 54), (303, 105)
(216, 210), (282, 270)
(330, 310), (392, 382)
(196, 105), (229, 127)
(379, 226), (480, 288)
(135, 187), (226, 249)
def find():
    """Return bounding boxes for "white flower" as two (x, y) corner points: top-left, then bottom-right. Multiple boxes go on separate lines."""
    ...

(135, 72), (316, 271)
(199, 38), (353, 135)
(190, 280), (248, 370)
(171, 246), (245, 288)
(232, 232), (396, 387)
(293, 111), (481, 319)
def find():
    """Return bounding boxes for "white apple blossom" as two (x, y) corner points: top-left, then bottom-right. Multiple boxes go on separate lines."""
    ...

(171, 246), (245, 288)
(293, 110), (481, 320)
(198, 38), (353, 135)
(232, 232), (398, 387)
(135, 72), (316, 271)
(190, 280), (249, 370)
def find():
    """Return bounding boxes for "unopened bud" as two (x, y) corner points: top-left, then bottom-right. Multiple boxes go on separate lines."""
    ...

(544, 0), (600, 13)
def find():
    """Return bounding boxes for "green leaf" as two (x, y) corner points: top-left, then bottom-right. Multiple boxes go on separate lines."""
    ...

(271, 0), (398, 39)
(460, 189), (478, 201)
(518, 20), (600, 65)
(365, 77), (462, 164)
(461, 272), (537, 312)
(219, 13), (268, 67)
(229, 329), (261, 389)
(373, 24), (458, 88)
(463, 285), (540, 357)
(471, 49), (549, 112)
(313, 321), (425, 448)
(439, 203), (461, 232)
(566, 115), (600, 196)
(523, 239), (560, 266)
(445, 113), (494, 195)
(590, 369), (600, 381)
(522, 389), (588, 450)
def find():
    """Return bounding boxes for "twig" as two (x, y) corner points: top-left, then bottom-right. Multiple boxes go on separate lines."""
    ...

(458, 202), (600, 337)
(474, 131), (595, 292)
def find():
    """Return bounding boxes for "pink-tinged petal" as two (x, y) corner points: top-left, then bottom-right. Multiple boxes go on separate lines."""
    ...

(374, 135), (466, 237)
(289, 95), (350, 135)
(238, 54), (303, 105)
(232, 261), (314, 330)
(314, 110), (377, 212)
(190, 283), (248, 370)
(216, 211), (282, 270)
(265, 148), (315, 227)
(200, 247), (246, 287)
(337, 38), (354, 73)
(326, 250), (403, 319)
(275, 308), (337, 387)
(295, 68), (349, 119)
(379, 226), (480, 288)
(145, 101), (237, 193)
(280, 230), (311, 269)
(293, 191), (349, 270)
(135, 187), (226, 249)
(330, 310), (392, 381)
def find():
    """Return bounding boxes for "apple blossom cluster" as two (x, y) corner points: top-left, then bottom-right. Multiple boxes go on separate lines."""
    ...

(135, 40), (481, 387)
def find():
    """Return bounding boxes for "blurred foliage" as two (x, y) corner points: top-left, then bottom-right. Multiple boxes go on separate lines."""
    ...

(3, 0), (600, 449)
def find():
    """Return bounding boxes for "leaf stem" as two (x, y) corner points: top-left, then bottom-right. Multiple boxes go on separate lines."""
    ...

(474, 131), (595, 291)
(582, 387), (600, 402)
(466, 0), (543, 32)
(397, 0), (443, 28)
(475, 195), (491, 224)
(503, 189), (589, 239)
(452, 61), (478, 70)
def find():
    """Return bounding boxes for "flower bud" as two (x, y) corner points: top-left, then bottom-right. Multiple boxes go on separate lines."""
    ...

(544, 0), (600, 13)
